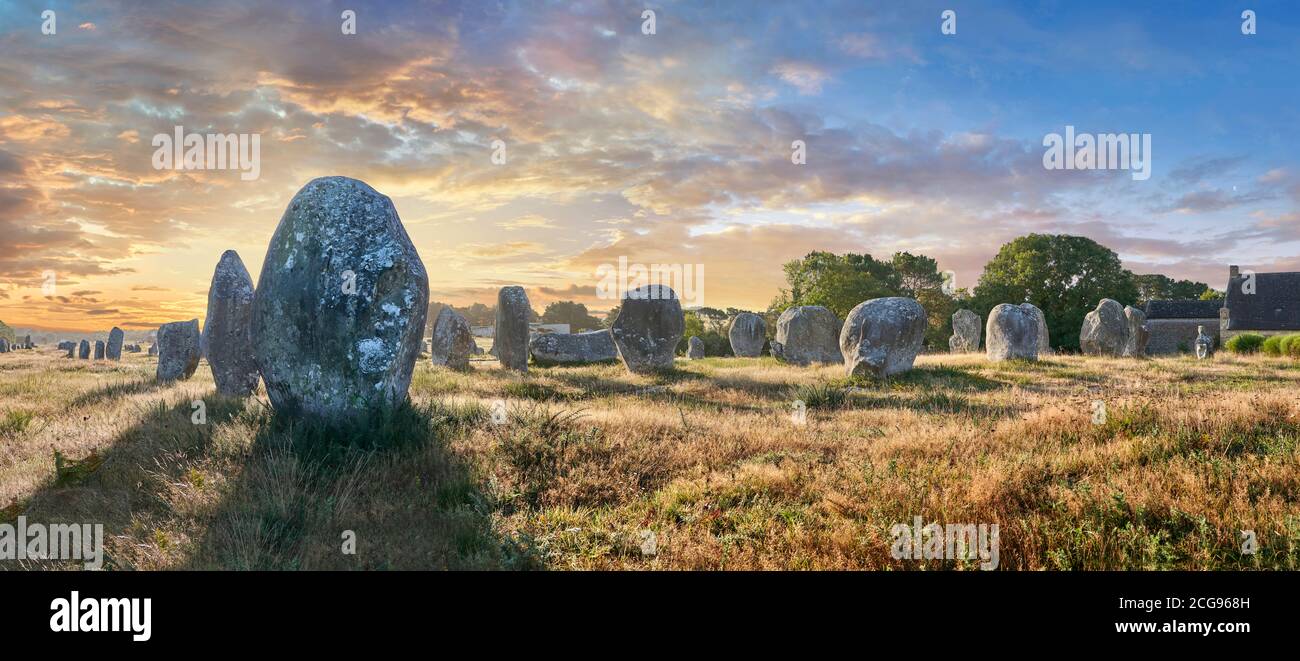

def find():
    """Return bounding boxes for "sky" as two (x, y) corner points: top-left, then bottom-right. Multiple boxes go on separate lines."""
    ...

(2, 0), (1300, 332)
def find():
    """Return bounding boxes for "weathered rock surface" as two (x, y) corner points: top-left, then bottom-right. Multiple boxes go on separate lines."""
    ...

(93, 340), (105, 360)
(495, 286), (531, 372)
(728, 312), (767, 357)
(156, 319), (201, 381)
(610, 285), (684, 374)
(147, 343), (157, 357)
(1021, 303), (1052, 355)
(429, 307), (475, 370)
(106, 327), (124, 360)
(250, 177), (429, 420)
(839, 297), (927, 378)
(1080, 299), (1128, 356)
(1123, 305), (1149, 358)
(985, 303), (1040, 361)
(529, 329), (618, 365)
(772, 306), (842, 365)
(0, 338), (8, 352)
(203, 250), (260, 396)
(687, 336), (705, 359)
(948, 309), (981, 353)
(79, 340), (90, 359)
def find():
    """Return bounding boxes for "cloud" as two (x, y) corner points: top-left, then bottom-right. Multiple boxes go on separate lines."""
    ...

(770, 62), (830, 95)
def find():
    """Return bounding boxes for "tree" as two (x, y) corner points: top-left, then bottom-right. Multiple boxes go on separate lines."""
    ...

(1133, 274), (1214, 305)
(1199, 288), (1224, 301)
(541, 301), (602, 332)
(971, 234), (1138, 351)
(890, 252), (958, 349)
(770, 251), (900, 320)
(601, 306), (620, 328)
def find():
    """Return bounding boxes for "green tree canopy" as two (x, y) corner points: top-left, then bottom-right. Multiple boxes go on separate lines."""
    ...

(541, 300), (602, 332)
(1133, 273), (1214, 305)
(770, 251), (901, 320)
(971, 234), (1138, 350)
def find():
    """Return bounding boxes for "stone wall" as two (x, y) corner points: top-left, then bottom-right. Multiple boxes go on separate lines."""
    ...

(1146, 318), (1217, 355)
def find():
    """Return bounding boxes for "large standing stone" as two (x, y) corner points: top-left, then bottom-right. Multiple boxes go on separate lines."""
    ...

(1123, 305), (1149, 358)
(610, 285), (684, 374)
(93, 340), (105, 360)
(948, 309), (981, 353)
(429, 307), (475, 370)
(1020, 303), (1052, 355)
(64, 344), (75, 358)
(495, 286), (531, 372)
(0, 338), (8, 353)
(687, 336), (705, 359)
(79, 340), (90, 359)
(147, 343), (157, 357)
(1080, 299), (1128, 356)
(529, 329), (618, 365)
(985, 303), (1039, 361)
(250, 177), (429, 421)
(203, 250), (260, 396)
(106, 327), (124, 360)
(23, 335), (31, 349)
(156, 319), (201, 381)
(772, 306), (842, 365)
(839, 297), (927, 378)
(728, 312), (766, 357)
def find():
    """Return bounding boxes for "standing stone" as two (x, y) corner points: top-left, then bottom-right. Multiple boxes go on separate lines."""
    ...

(106, 327), (124, 360)
(0, 338), (8, 353)
(79, 340), (90, 359)
(771, 306), (842, 365)
(250, 177), (429, 421)
(985, 303), (1039, 362)
(1123, 305), (1149, 358)
(93, 340), (105, 359)
(203, 250), (260, 396)
(529, 330), (618, 365)
(948, 309), (981, 353)
(156, 319), (201, 381)
(1195, 325), (1214, 359)
(610, 285), (684, 374)
(1021, 303), (1052, 355)
(839, 297), (927, 378)
(687, 336), (705, 359)
(728, 312), (766, 358)
(65, 344), (75, 358)
(147, 343), (158, 357)
(1080, 299), (1128, 356)
(23, 334), (31, 349)
(429, 306), (475, 370)
(495, 286), (531, 372)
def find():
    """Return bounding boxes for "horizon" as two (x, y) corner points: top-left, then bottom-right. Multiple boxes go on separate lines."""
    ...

(3, 1), (1298, 332)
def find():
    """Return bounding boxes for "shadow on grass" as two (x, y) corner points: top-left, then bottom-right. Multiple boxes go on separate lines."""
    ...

(68, 377), (170, 409)
(190, 400), (538, 570)
(10, 391), (535, 570)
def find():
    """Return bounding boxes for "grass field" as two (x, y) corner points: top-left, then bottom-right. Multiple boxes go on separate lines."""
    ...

(2, 347), (1298, 570)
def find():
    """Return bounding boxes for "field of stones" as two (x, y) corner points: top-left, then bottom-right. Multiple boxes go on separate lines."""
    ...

(2, 176), (1298, 571)
(2, 344), (1297, 570)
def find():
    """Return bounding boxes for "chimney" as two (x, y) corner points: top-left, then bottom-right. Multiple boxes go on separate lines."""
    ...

(1229, 264), (1240, 279)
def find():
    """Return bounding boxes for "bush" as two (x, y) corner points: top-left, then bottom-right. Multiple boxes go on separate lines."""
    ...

(1262, 335), (1284, 357)
(1281, 335), (1300, 358)
(1225, 333), (1265, 354)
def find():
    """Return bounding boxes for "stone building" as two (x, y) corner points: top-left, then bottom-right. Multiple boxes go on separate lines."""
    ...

(1220, 265), (1300, 341)
(1143, 299), (1221, 355)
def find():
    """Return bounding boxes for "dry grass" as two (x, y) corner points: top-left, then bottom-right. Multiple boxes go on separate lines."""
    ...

(2, 348), (1298, 570)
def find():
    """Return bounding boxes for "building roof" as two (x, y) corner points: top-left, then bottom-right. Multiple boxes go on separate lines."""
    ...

(1144, 299), (1222, 320)
(1225, 271), (1300, 330)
